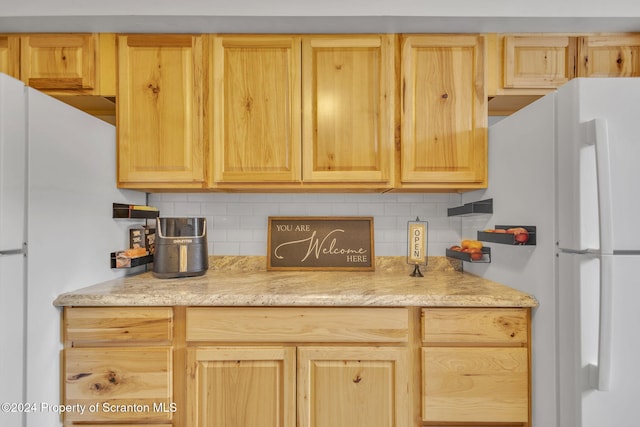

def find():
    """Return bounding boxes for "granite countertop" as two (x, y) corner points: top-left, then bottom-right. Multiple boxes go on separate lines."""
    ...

(53, 256), (538, 308)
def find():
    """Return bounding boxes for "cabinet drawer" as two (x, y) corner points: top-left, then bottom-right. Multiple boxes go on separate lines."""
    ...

(422, 308), (528, 345)
(64, 347), (173, 423)
(186, 307), (408, 343)
(422, 347), (529, 423)
(64, 307), (173, 344)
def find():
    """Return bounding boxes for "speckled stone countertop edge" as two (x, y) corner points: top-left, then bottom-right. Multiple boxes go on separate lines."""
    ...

(53, 256), (539, 308)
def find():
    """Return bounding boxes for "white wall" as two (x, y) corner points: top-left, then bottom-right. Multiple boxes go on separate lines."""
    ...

(5, 0), (640, 18)
(3, 0), (640, 33)
(148, 193), (463, 257)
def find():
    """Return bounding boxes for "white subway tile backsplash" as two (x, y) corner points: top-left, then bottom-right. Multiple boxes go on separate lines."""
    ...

(148, 193), (463, 256)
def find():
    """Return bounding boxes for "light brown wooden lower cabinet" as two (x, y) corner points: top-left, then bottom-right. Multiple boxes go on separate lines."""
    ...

(186, 345), (409, 427)
(297, 346), (409, 427)
(62, 306), (531, 427)
(187, 346), (297, 427)
(64, 347), (173, 423)
(423, 347), (529, 423)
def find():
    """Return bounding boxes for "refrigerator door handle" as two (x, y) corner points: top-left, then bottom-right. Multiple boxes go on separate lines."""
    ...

(581, 118), (614, 254)
(581, 119), (614, 392)
(586, 255), (613, 392)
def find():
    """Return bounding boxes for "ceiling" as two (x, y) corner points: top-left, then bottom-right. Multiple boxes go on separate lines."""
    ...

(2, 15), (640, 34)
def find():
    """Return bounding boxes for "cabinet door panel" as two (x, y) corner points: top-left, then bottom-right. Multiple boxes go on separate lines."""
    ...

(0, 35), (19, 78)
(401, 35), (487, 189)
(64, 347), (173, 423)
(212, 36), (301, 183)
(117, 34), (205, 187)
(298, 346), (409, 427)
(422, 347), (529, 423)
(302, 35), (394, 184)
(504, 35), (576, 88)
(187, 347), (296, 427)
(578, 34), (640, 77)
(20, 34), (96, 91)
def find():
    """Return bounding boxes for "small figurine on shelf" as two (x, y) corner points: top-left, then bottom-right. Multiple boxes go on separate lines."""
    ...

(407, 217), (428, 277)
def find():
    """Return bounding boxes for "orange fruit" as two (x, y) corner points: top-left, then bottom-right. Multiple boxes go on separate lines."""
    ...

(461, 239), (472, 249)
(469, 247), (483, 260)
(468, 240), (483, 250)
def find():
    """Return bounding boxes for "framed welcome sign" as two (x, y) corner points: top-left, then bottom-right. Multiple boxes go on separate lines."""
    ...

(267, 217), (375, 271)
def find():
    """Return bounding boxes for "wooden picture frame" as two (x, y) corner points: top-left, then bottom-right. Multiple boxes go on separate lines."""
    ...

(267, 216), (375, 271)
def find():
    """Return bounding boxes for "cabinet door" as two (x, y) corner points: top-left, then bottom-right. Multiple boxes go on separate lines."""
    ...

(211, 35), (301, 185)
(0, 35), (19, 78)
(422, 347), (529, 424)
(64, 347), (173, 423)
(504, 35), (576, 88)
(20, 34), (96, 91)
(301, 35), (394, 186)
(187, 346), (296, 427)
(298, 346), (409, 427)
(400, 35), (487, 190)
(117, 34), (205, 188)
(578, 34), (640, 77)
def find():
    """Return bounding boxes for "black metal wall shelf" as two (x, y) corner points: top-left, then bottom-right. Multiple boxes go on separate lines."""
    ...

(477, 225), (536, 245)
(111, 252), (154, 269)
(446, 246), (491, 263)
(113, 202), (159, 219)
(447, 199), (493, 217)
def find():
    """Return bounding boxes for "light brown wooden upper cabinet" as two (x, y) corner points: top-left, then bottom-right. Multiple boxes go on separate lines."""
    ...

(301, 35), (395, 187)
(503, 34), (576, 89)
(117, 34), (206, 189)
(0, 35), (19, 79)
(487, 34), (577, 115)
(211, 35), (302, 186)
(20, 34), (97, 92)
(488, 33), (640, 115)
(399, 35), (487, 191)
(577, 33), (640, 77)
(210, 34), (395, 190)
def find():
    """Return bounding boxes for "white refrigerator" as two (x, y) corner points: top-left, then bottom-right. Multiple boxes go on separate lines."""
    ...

(0, 73), (145, 427)
(462, 78), (640, 427)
